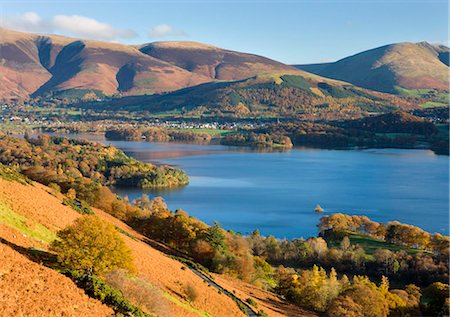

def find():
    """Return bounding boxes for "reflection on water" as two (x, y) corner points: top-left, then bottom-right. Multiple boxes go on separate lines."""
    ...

(43, 133), (449, 239)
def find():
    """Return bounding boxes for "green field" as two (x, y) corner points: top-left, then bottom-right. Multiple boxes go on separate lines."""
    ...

(420, 101), (448, 108)
(0, 200), (56, 243)
(326, 231), (429, 255)
(170, 128), (233, 137)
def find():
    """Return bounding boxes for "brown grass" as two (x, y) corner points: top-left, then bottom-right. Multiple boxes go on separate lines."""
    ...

(0, 176), (317, 317)
(0, 243), (112, 317)
(0, 178), (247, 317)
(213, 274), (319, 317)
(96, 209), (246, 317)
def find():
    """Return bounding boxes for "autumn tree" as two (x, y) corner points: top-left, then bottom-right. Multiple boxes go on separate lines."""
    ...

(50, 215), (135, 275)
(421, 282), (450, 317)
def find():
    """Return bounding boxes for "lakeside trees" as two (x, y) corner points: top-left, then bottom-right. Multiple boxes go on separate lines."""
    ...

(0, 134), (189, 190)
(319, 213), (449, 255)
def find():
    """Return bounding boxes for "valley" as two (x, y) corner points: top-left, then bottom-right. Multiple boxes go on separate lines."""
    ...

(0, 7), (449, 316)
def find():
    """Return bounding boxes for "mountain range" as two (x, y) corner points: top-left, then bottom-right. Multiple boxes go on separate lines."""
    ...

(1, 27), (448, 110)
(0, 27), (299, 100)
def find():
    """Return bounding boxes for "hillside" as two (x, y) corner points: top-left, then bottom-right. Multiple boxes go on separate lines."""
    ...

(139, 41), (300, 80)
(345, 110), (438, 135)
(82, 73), (415, 120)
(0, 28), (309, 101)
(0, 166), (314, 317)
(295, 42), (449, 95)
(0, 27), (211, 100)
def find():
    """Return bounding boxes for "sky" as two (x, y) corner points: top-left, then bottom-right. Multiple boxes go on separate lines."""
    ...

(0, 0), (448, 64)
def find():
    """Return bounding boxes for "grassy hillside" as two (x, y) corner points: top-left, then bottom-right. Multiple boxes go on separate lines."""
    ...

(295, 42), (449, 96)
(139, 41), (300, 81)
(81, 73), (415, 120)
(0, 164), (312, 317)
(0, 28), (312, 101)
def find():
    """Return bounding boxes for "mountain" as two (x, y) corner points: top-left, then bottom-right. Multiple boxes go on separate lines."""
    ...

(295, 42), (449, 95)
(138, 41), (299, 80)
(0, 28), (211, 100)
(0, 28), (302, 101)
(84, 73), (414, 119)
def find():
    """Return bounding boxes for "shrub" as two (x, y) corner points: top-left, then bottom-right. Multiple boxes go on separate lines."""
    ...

(105, 270), (169, 317)
(184, 283), (198, 302)
(257, 309), (268, 317)
(48, 182), (61, 193)
(62, 198), (94, 215)
(50, 215), (135, 275)
(65, 270), (152, 317)
(246, 297), (258, 308)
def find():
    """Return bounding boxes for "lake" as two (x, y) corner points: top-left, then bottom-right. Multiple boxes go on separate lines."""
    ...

(53, 134), (450, 239)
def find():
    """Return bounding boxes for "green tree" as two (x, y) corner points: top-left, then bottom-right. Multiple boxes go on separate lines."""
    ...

(421, 282), (450, 317)
(50, 215), (135, 275)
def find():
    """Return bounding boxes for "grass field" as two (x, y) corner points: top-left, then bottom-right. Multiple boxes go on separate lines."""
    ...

(326, 231), (428, 255)
(0, 200), (56, 243)
(420, 101), (448, 108)
(169, 128), (233, 137)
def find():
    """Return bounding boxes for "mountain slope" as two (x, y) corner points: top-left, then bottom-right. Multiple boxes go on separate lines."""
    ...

(0, 243), (113, 317)
(0, 28), (310, 101)
(295, 42), (449, 94)
(0, 166), (316, 317)
(0, 28), (211, 99)
(139, 41), (301, 80)
(0, 174), (247, 317)
(85, 73), (415, 119)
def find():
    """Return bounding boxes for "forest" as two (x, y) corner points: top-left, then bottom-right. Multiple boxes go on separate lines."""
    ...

(0, 133), (188, 191)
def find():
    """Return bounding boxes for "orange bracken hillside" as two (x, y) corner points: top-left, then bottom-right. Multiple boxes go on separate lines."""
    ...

(0, 243), (113, 317)
(0, 175), (316, 316)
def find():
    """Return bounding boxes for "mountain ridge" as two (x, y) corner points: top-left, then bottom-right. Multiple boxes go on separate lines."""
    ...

(294, 41), (449, 94)
(0, 28), (307, 100)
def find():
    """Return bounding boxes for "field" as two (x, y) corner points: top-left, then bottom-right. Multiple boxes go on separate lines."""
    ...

(420, 101), (448, 108)
(169, 127), (233, 136)
(326, 231), (429, 255)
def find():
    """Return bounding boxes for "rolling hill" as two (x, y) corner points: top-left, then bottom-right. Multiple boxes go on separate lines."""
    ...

(295, 42), (449, 95)
(0, 28), (304, 101)
(83, 73), (415, 119)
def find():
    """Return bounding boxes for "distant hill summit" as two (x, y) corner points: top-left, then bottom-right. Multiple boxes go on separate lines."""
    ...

(0, 28), (302, 101)
(0, 28), (211, 100)
(295, 42), (449, 94)
(138, 41), (299, 80)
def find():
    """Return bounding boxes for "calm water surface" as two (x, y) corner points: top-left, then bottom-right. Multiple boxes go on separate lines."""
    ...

(57, 134), (450, 238)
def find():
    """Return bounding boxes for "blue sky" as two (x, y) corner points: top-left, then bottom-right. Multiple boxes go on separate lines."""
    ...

(1, 0), (448, 64)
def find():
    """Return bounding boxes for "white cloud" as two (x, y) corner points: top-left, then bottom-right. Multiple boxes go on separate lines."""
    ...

(148, 24), (187, 38)
(1, 11), (52, 32)
(52, 15), (137, 40)
(1, 12), (137, 41)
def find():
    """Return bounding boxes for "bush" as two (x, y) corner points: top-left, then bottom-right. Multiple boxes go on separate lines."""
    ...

(257, 310), (268, 317)
(50, 215), (135, 275)
(65, 270), (152, 317)
(184, 283), (198, 302)
(246, 297), (258, 308)
(62, 198), (94, 215)
(105, 270), (169, 316)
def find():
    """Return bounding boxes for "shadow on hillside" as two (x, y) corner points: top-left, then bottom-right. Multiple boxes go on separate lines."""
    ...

(0, 237), (57, 267)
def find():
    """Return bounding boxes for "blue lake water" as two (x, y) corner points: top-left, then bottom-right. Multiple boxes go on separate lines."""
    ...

(53, 134), (450, 239)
